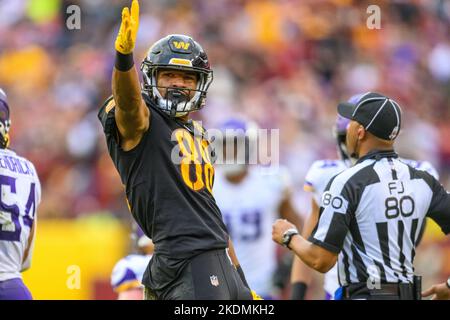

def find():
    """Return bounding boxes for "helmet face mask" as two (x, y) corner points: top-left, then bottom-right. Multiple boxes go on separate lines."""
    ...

(335, 131), (350, 164)
(333, 115), (351, 164)
(0, 119), (11, 149)
(141, 34), (213, 118)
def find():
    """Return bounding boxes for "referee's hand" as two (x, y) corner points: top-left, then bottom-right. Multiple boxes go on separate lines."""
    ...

(272, 219), (296, 245)
(422, 283), (450, 300)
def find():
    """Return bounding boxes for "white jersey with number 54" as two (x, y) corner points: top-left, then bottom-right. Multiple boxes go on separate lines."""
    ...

(0, 148), (41, 282)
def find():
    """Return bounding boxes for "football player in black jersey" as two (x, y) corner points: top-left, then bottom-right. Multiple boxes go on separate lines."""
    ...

(98, 0), (256, 300)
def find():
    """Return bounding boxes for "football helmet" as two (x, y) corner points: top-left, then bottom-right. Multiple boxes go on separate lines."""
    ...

(333, 114), (350, 162)
(216, 118), (258, 176)
(333, 93), (368, 163)
(141, 34), (213, 117)
(0, 88), (11, 149)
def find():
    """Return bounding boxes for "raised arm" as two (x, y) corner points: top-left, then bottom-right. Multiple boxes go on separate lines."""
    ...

(113, 0), (149, 151)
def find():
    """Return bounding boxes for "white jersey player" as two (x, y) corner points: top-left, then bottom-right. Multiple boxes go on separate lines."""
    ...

(111, 223), (153, 300)
(0, 89), (41, 300)
(213, 118), (302, 299)
(290, 94), (439, 300)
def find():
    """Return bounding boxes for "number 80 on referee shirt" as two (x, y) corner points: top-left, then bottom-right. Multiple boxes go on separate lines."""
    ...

(321, 192), (348, 213)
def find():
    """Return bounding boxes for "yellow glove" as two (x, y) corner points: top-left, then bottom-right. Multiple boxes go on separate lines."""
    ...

(251, 290), (263, 300)
(115, 0), (139, 54)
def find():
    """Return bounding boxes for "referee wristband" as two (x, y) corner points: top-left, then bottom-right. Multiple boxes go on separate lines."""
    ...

(115, 51), (134, 72)
(236, 265), (250, 289)
(291, 282), (308, 300)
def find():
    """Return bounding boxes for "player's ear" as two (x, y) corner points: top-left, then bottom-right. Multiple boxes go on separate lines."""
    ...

(357, 125), (366, 140)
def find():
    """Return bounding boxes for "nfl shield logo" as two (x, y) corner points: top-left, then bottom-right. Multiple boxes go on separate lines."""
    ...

(210, 275), (219, 287)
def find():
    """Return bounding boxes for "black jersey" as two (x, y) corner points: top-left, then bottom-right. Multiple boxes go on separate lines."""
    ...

(98, 96), (229, 290)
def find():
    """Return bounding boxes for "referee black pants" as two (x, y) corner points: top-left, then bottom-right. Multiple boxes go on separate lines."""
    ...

(144, 249), (253, 300)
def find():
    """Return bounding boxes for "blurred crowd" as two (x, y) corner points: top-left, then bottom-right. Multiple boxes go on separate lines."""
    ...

(0, 0), (449, 221)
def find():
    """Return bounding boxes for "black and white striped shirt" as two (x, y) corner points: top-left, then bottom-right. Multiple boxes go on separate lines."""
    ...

(310, 150), (450, 286)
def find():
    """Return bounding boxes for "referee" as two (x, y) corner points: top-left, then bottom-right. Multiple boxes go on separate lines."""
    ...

(272, 92), (450, 300)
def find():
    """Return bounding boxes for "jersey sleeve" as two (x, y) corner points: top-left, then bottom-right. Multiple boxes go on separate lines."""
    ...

(303, 161), (320, 193)
(304, 161), (327, 206)
(304, 160), (339, 205)
(417, 161), (439, 180)
(97, 96), (133, 185)
(308, 174), (352, 254)
(31, 162), (42, 206)
(426, 176), (450, 235)
(98, 96), (119, 145)
(21, 160), (40, 271)
(111, 258), (142, 293)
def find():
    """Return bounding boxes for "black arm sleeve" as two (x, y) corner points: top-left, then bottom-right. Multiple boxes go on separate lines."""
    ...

(98, 96), (117, 139)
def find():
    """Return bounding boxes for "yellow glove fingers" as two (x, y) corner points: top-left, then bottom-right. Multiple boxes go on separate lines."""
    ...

(115, 1), (138, 55)
(118, 7), (129, 38)
(126, 28), (132, 44)
(130, 0), (139, 42)
(122, 7), (130, 24)
(131, 0), (139, 25)
(124, 16), (130, 31)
